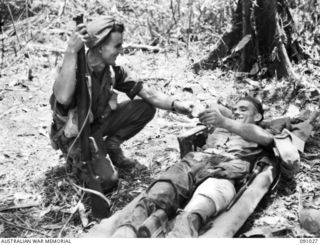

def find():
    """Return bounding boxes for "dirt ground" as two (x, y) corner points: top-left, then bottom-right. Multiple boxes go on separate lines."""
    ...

(1, 6), (320, 238)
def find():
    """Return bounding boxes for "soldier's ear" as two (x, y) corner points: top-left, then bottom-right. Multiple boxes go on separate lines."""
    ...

(254, 113), (262, 123)
(97, 45), (103, 54)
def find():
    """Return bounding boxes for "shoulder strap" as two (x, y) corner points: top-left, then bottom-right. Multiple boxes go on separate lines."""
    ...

(109, 65), (116, 88)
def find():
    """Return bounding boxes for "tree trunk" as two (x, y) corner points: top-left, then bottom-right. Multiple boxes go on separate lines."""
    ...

(240, 0), (252, 72)
(192, 0), (307, 79)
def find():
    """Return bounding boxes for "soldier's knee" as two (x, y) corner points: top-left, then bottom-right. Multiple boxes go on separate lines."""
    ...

(146, 181), (177, 214)
(101, 171), (119, 192)
(191, 178), (235, 215)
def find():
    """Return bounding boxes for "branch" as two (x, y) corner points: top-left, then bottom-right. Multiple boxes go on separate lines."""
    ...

(25, 0), (30, 40)
(26, 43), (64, 53)
(170, 0), (177, 24)
(0, 19), (4, 77)
(6, 3), (21, 50)
(0, 203), (40, 212)
(57, 193), (84, 238)
(0, 103), (23, 119)
(123, 43), (162, 53)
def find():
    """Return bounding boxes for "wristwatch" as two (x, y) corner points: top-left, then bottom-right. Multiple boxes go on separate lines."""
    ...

(171, 100), (177, 112)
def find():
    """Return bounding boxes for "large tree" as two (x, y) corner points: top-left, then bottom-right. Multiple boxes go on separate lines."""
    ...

(192, 0), (308, 79)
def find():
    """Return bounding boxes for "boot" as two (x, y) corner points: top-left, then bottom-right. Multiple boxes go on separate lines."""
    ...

(138, 209), (168, 238)
(167, 211), (202, 238)
(112, 198), (157, 237)
(104, 136), (137, 169)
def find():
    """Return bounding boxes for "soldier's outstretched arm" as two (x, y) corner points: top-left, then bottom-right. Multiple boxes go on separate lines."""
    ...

(222, 118), (273, 146)
(199, 107), (273, 146)
(138, 84), (194, 115)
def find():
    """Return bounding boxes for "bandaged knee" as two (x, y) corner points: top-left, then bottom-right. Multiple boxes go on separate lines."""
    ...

(191, 178), (236, 217)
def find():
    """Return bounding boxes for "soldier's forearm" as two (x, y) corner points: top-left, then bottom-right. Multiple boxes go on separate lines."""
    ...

(218, 105), (233, 119)
(222, 118), (274, 146)
(53, 51), (78, 105)
(138, 86), (173, 111)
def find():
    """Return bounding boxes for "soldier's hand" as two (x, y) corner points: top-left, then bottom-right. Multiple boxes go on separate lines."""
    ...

(66, 24), (90, 53)
(190, 102), (206, 118)
(173, 100), (194, 116)
(199, 105), (226, 128)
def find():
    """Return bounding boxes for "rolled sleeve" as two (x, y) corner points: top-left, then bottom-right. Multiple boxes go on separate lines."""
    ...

(113, 66), (143, 99)
(50, 93), (76, 117)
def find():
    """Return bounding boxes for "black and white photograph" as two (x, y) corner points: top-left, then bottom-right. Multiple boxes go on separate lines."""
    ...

(0, 0), (319, 241)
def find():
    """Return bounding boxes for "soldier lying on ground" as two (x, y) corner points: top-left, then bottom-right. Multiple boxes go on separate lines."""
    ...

(49, 16), (194, 189)
(112, 96), (301, 237)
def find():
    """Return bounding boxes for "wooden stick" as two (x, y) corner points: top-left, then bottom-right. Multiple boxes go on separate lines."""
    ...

(2, 15), (39, 37)
(58, 0), (68, 17)
(0, 202), (41, 212)
(57, 193), (84, 238)
(123, 43), (162, 53)
(25, 0), (30, 41)
(14, 213), (30, 228)
(0, 216), (50, 237)
(6, 4), (22, 50)
(0, 103), (22, 120)
(170, 0), (177, 24)
(186, 0), (193, 57)
(0, 18), (4, 77)
(26, 43), (64, 53)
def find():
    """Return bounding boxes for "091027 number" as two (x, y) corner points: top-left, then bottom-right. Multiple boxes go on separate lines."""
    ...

(300, 239), (318, 244)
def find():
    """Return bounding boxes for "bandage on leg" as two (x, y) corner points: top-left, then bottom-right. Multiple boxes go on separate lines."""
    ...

(186, 178), (236, 222)
(184, 194), (217, 224)
(167, 178), (235, 237)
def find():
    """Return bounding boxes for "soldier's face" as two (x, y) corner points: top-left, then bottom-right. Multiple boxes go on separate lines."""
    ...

(233, 100), (262, 124)
(99, 32), (123, 66)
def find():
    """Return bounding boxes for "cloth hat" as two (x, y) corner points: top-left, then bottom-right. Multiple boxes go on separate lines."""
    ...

(86, 16), (120, 49)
